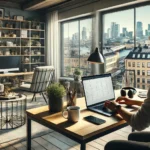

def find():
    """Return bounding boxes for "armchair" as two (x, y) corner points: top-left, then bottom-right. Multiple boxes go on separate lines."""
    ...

(20, 66), (55, 103)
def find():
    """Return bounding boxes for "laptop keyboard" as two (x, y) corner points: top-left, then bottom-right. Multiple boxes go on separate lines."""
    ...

(94, 105), (103, 110)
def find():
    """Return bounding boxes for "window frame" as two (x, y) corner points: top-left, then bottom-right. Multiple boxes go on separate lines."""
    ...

(60, 15), (93, 77)
(100, 1), (150, 58)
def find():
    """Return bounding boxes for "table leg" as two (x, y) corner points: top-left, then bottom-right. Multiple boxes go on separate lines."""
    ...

(81, 143), (86, 150)
(27, 117), (31, 150)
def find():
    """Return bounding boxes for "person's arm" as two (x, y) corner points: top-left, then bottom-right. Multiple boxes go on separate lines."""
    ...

(117, 106), (133, 122)
(105, 100), (150, 131)
(105, 101), (133, 122)
(116, 97), (143, 106)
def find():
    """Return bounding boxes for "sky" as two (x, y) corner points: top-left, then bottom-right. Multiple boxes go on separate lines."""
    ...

(63, 18), (92, 38)
(104, 5), (150, 34)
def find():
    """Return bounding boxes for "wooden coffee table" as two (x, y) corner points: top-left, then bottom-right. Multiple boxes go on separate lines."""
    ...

(26, 97), (128, 150)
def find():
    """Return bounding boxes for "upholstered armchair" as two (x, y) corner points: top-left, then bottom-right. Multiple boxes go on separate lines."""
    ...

(20, 66), (55, 103)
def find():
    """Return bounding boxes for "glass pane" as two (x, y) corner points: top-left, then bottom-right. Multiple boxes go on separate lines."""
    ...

(103, 9), (134, 89)
(80, 18), (92, 76)
(62, 21), (79, 76)
(136, 5), (150, 47)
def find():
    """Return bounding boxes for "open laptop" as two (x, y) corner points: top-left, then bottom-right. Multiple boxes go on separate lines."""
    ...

(82, 73), (115, 116)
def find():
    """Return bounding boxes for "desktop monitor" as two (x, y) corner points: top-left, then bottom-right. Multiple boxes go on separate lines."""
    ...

(0, 56), (21, 73)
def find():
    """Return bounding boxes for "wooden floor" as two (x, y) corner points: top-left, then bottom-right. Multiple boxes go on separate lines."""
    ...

(0, 125), (135, 150)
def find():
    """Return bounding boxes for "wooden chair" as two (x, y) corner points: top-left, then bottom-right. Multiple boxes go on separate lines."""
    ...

(20, 66), (55, 103)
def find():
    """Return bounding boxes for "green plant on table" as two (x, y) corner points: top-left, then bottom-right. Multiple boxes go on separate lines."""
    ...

(47, 83), (66, 99)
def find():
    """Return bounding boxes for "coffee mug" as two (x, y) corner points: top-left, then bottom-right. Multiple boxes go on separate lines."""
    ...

(62, 106), (80, 122)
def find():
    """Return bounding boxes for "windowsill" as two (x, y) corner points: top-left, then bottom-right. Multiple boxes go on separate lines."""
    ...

(59, 77), (74, 81)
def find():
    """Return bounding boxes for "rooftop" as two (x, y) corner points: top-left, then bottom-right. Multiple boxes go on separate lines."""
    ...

(126, 46), (150, 59)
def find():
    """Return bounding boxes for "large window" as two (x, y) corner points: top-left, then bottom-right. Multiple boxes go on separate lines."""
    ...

(136, 5), (150, 46)
(102, 4), (150, 90)
(103, 9), (134, 89)
(61, 18), (92, 76)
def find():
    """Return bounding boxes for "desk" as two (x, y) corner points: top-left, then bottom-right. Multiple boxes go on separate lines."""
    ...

(26, 89), (145, 150)
(0, 72), (33, 77)
(26, 98), (127, 150)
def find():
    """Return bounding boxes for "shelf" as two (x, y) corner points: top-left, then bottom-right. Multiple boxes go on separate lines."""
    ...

(20, 37), (44, 39)
(0, 46), (20, 48)
(0, 55), (21, 56)
(22, 62), (45, 64)
(22, 55), (45, 56)
(0, 37), (20, 39)
(0, 27), (20, 30)
(0, 18), (45, 72)
(21, 46), (45, 48)
(0, 18), (30, 23)
(0, 28), (44, 31)
(30, 29), (44, 31)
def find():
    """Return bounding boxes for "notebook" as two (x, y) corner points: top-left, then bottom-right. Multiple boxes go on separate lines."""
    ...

(82, 74), (115, 116)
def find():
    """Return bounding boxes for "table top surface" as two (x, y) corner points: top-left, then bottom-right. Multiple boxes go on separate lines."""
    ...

(0, 94), (26, 102)
(26, 89), (146, 141)
(0, 72), (33, 77)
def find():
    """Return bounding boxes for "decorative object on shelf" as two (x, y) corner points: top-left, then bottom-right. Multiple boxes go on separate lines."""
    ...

(4, 16), (10, 19)
(0, 84), (4, 93)
(23, 49), (28, 55)
(5, 49), (10, 55)
(24, 68), (27, 72)
(47, 83), (67, 112)
(13, 15), (17, 20)
(16, 16), (24, 21)
(36, 22), (40, 30)
(0, 8), (4, 19)
(74, 68), (82, 81)
(36, 41), (41, 46)
(0, 50), (3, 55)
(31, 50), (35, 55)
(36, 50), (41, 55)
(27, 40), (32, 46)
(24, 57), (29, 63)
(21, 30), (27, 38)
(0, 20), (3, 27)
(6, 41), (13, 46)
(32, 58), (34, 63)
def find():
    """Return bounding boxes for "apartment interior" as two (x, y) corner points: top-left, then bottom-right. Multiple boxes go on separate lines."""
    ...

(0, 0), (150, 150)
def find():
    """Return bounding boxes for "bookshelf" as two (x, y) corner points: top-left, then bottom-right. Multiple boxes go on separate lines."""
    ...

(0, 18), (45, 72)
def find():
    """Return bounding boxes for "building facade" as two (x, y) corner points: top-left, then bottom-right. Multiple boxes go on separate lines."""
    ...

(125, 47), (150, 89)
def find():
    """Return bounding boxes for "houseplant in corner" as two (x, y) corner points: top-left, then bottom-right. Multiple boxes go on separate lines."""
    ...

(47, 83), (67, 112)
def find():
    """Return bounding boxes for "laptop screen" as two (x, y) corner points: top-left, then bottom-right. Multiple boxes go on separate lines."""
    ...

(82, 74), (115, 106)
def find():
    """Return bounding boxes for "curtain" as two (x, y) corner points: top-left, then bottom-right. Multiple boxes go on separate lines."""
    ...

(46, 11), (60, 81)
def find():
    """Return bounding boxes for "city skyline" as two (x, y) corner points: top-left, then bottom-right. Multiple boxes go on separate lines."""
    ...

(104, 5), (150, 33)
(104, 21), (150, 39)
(63, 18), (92, 39)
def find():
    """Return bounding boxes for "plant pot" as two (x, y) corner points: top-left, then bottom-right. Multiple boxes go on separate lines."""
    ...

(74, 75), (81, 81)
(48, 95), (67, 112)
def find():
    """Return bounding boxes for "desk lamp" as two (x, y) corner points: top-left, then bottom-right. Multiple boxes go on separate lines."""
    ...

(87, 47), (104, 64)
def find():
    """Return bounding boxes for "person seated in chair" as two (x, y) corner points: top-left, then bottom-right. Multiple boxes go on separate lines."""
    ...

(104, 87), (150, 150)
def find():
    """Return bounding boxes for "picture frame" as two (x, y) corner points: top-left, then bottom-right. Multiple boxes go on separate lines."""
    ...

(16, 16), (24, 21)
(0, 8), (4, 19)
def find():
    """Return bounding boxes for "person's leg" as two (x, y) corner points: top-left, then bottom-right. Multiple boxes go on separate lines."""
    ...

(128, 132), (150, 142)
(105, 140), (150, 150)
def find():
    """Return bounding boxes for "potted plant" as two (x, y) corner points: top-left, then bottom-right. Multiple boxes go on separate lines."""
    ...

(47, 83), (67, 112)
(74, 68), (82, 81)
